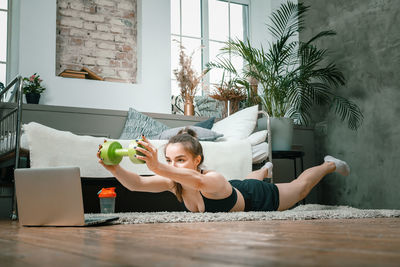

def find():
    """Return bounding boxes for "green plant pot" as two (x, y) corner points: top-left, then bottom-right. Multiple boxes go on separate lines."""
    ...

(25, 93), (40, 104)
(270, 117), (293, 151)
(256, 116), (294, 151)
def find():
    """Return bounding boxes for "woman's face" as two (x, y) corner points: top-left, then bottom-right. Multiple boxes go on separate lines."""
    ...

(165, 143), (201, 170)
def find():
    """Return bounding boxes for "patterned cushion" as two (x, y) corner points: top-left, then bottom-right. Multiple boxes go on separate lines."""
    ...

(119, 108), (169, 139)
(171, 95), (224, 118)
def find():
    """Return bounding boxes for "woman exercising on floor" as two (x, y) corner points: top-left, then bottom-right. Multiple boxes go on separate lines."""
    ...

(97, 128), (350, 212)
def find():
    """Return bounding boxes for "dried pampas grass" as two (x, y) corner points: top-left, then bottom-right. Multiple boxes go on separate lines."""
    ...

(173, 44), (208, 103)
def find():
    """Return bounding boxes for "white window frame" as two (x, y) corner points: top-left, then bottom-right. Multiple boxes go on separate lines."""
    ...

(0, 0), (10, 85)
(171, 0), (250, 96)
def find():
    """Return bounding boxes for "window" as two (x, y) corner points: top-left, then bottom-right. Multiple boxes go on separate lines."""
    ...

(171, 0), (249, 96)
(0, 0), (8, 87)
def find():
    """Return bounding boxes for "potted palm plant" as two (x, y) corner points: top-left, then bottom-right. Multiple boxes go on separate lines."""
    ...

(23, 73), (46, 104)
(207, 1), (363, 150)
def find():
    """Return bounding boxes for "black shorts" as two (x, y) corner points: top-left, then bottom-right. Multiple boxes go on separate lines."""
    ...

(229, 179), (280, 211)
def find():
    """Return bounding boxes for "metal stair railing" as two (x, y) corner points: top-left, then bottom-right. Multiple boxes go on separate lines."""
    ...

(257, 110), (273, 183)
(0, 75), (24, 220)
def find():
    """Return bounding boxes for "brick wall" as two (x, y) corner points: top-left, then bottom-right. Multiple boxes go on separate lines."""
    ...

(56, 0), (137, 83)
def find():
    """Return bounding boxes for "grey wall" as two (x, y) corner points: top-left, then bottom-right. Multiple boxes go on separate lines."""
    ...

(300, 0), (400, 208)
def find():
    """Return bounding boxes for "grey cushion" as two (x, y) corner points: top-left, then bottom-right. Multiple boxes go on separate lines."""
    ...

(194, 117), (216, 129)
(119, 108), (169, 139)
(152, 126), (223, 141)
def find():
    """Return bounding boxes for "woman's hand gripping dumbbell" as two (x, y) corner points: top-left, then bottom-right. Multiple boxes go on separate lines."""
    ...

(98, 139), (146, 165)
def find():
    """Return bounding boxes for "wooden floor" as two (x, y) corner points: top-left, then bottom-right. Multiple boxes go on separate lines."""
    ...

(0, 218), (399, 266)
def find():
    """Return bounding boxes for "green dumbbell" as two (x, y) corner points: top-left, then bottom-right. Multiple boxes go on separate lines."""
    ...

(100, 140), (146, 165)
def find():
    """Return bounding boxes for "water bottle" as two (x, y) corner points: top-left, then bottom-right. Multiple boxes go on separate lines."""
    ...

(98, 187), (116, 213)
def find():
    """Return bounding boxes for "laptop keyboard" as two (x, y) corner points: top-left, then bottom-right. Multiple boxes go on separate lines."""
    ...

(85, 217), (104, 223)
(84, 215), (119, 224)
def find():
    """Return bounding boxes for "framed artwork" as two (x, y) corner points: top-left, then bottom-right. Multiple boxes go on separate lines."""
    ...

(56, 0), (137, 83)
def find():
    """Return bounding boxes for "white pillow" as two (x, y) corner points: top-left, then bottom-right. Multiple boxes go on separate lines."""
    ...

(252, 142), (269, 163)
(246, 130), (268, 146)
(212, 105), (259, 141)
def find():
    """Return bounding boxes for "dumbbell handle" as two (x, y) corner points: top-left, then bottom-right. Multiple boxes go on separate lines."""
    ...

(114, 148), (129, 157)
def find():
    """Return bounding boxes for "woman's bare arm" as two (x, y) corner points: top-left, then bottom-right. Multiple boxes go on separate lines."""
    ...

(111, 166), (175, 193)
(97, 151), (174, 193)
(153, 165), (231, 196)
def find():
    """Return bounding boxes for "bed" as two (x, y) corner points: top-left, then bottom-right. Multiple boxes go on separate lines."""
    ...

(0, 76), (272, 215)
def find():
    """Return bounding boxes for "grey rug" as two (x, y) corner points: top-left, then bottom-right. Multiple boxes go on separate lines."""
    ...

(87, 204), (400, 224)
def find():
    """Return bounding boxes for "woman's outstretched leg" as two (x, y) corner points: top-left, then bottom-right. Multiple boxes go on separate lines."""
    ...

(276, 156), (349, 211)
(245, 162), (273, 181)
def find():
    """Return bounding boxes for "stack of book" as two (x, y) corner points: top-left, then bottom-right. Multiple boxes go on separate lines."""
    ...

(59, 69), (87, 79)
(59, 67), (103, 80)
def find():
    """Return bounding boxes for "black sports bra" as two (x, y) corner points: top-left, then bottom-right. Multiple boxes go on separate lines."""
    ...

(181, 187), (238, 212)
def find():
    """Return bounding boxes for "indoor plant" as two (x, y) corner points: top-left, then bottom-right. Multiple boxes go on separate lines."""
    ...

(173, 44), (208, 116)
(23, 73), (46, 104)
(207, 1), (363, 150)
(208, 73), (247, 117)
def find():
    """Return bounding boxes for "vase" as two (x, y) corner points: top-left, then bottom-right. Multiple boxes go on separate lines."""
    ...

(25, 93), (41, 104)
(269, 117), (294, 151)
(184, 100), (194, 116)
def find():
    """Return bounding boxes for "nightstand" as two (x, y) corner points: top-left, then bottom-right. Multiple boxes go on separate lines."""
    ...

(272, 150), (306, 204)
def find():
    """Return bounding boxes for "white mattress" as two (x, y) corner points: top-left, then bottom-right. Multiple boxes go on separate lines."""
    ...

(2, 124), (268, 171)
(22, 122), (254, 180)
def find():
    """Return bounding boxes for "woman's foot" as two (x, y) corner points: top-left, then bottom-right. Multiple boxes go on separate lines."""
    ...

(262, 162), (273, 178)
(324, 155), (350, 176)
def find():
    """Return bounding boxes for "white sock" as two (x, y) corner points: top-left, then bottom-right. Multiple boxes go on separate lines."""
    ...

(262, 162), (273, 178)
(324, 155), (350, 176)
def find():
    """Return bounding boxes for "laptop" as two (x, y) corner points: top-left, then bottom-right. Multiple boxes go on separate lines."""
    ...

(14, 166), (119, 226)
